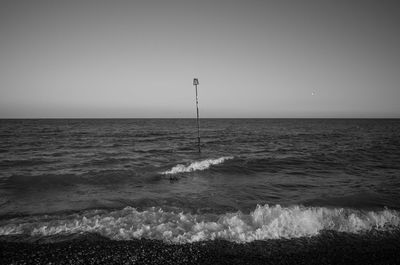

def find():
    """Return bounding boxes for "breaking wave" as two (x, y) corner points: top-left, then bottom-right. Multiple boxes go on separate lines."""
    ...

(1, 204), (399, 244)
(162, 156), (234, 175)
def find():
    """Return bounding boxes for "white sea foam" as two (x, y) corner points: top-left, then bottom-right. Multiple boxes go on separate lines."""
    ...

(1, 205), (399, 243)
(162, 156), (234, 175)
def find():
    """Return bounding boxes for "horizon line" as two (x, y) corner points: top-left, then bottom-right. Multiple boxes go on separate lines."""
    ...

(1, 117), (399, 120)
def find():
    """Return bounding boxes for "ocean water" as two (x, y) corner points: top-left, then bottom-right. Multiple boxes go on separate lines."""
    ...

(0, 119), (400, 243)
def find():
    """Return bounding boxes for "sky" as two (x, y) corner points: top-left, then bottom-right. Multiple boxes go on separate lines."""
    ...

(0, 0), (399, 118)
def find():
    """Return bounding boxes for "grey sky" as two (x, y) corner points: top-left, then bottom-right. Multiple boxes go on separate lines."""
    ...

(0, 0), (399, 118)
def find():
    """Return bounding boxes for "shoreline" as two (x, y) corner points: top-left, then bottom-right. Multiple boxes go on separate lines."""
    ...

(1, 230), (400, 264)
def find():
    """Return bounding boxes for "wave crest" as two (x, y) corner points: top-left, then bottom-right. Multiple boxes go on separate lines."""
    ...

(1, 204), (399, 243)
(162, 156), (234, 175)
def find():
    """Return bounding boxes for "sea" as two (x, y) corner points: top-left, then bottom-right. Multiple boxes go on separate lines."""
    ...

(0, 119), (400, 244)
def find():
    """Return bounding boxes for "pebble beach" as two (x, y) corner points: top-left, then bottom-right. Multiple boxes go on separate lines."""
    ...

(2, 229), (400, 265)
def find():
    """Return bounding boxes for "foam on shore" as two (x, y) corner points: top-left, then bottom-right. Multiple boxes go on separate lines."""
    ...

(1, 204), (399, 243)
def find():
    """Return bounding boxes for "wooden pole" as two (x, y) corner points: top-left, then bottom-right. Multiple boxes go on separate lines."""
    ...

(193, 78), (201, 152)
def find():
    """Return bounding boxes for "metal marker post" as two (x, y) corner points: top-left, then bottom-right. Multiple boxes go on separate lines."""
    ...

(193, 78), (201, 152)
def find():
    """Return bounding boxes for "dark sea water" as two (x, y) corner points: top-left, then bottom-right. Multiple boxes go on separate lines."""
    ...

(0, 119), (400, 243)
